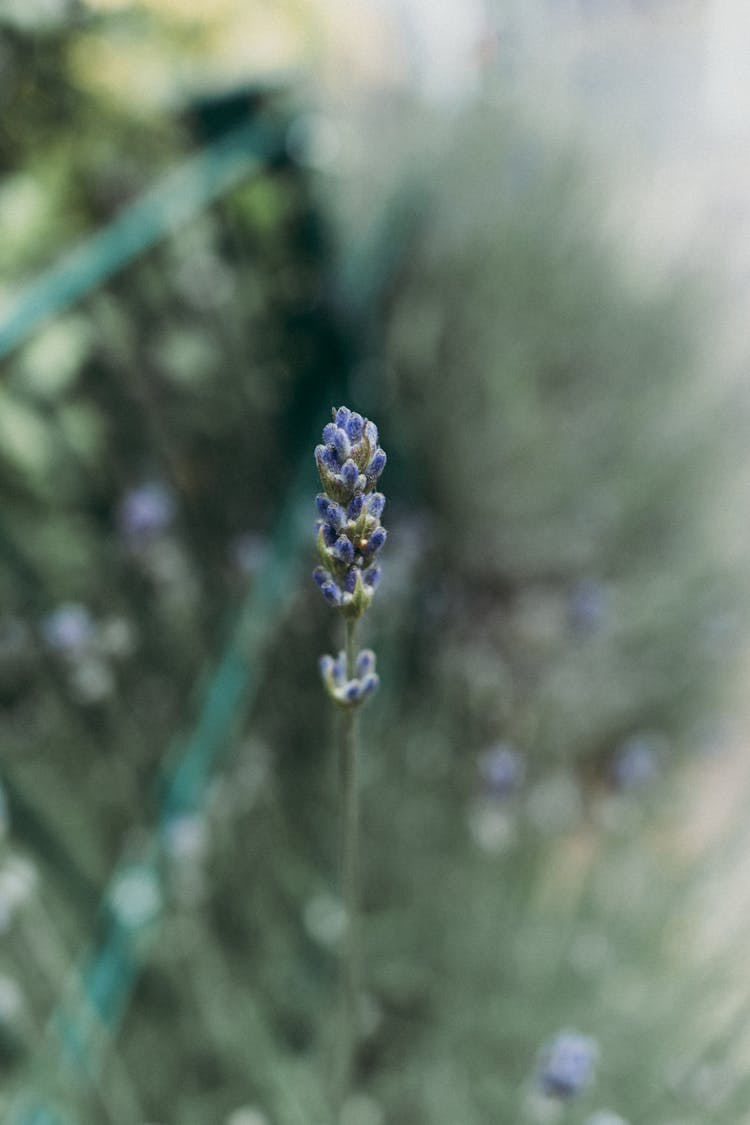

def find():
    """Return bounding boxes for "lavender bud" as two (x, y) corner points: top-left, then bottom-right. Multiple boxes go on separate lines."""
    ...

(319, 444), (338, 471)
(332, 536), (355, 564)
(322, 523), (337, 547)
(322, 422), (338, 444)
(326, 502), (346, 531)
(332, 428), (351, 462)
(366, 492), (386, 518)
(367, 448), (387, 480)
(360, 673), (379, 698)
(364, 419), (378, 447)
(363, 566), (381, 589)
(344, 681), (361, 703)
(341, 460), (359, 489)
(319, 655), (335, 680)
(316, 494), (330, 518)
(313, 567), (330, 589)
(345, 412), (364, 442)
(334, 406), (351, 428)
(356, 649), (376, 677)
(320, 581), (342, 606)
(344, 568), (358, 594)
(367, 527), (387, 554)
(347, 494), (364, 520)
(332, 652), (347, 685)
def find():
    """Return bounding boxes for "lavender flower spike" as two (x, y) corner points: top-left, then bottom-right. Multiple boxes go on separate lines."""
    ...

(314, 408), (386, 1104)
(313, 405), (388, 621)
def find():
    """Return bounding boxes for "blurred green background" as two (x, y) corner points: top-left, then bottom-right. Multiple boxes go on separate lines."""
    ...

(2, 3), (750, 1124)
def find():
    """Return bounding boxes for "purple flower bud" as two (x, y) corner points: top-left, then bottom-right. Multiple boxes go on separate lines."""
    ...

(341, 460), (359, 489)
(320, 581), (342, 606)
(367, 527), (387, 554)
(364, 419), (378, 447)
(320, 655), (335, 679)
(332, 536), (355, 564)
(363, 566), (381, 589)
(334, 406), (351, 428)
(345, 412), (364, 442)
(344, 568), (358, 594)
(316, 494), (330, 518)
(537, 1031), (599, 1099)
(360, 673), (379, 698)
(366, 492), (385, 518)
(347, 494), (364, 520)
(317, 444), (338, 471)
(367, 448), (387, 479)
(332, 653), (347, 685)
(356, 649), (376, 677)
(313, 567), (331, 589)
(322, 422), (338, 444)
(326, 502), (345, 530)
(332, 428), (351, 462)
(321, 523), (337, 547)
(345, 681), (361, 702)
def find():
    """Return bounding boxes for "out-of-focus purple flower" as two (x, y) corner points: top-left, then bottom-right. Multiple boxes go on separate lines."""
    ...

(611, 733), (664, 791)
(118, 481), (175, 544)
(568, 578), (610, 635)
(363, 566), (381, 589)
(537, 1030), (599, 1099)
(229, 532), (269, 577)
(42, 604), (94, 654)
(478, 742), (525, 799)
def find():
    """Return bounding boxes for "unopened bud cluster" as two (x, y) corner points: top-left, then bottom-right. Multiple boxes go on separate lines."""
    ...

(320, 649), (379, 710)
(313, 406), (387, 619)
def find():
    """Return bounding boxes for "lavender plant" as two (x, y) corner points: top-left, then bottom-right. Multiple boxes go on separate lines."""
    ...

(313, 405), (386, 1105)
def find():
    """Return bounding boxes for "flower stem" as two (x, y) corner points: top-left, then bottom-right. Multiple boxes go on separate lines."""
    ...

(336, 616), (361, 1110)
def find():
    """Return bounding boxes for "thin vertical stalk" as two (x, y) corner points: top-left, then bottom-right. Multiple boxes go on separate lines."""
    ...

(336, 616), (360, 1110)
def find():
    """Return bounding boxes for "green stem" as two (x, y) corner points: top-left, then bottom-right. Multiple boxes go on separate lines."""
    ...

(336, 616), (360, 1111)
